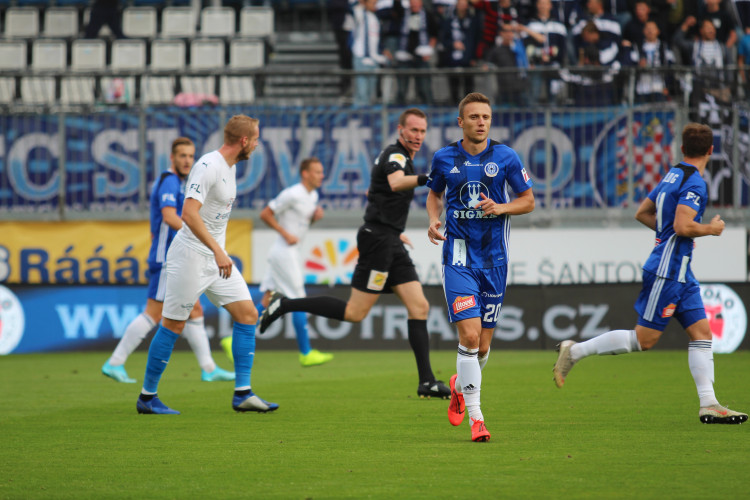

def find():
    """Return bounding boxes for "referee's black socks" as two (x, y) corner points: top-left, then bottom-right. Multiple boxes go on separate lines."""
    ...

(407, 319), (435, 383)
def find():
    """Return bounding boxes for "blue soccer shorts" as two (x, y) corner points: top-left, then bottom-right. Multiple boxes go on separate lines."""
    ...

(146, 263), (167, 302)
(634, 270), (706, 331)
(442, 264), (507, 328)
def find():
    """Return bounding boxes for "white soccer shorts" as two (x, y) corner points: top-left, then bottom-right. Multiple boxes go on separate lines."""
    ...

(162, 238), (252, 321)
(258, 246), (306, 299)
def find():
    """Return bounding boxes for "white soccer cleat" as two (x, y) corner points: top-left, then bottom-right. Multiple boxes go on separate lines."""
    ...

(699, 404), (748, 424)
(553, 340), (577, 388)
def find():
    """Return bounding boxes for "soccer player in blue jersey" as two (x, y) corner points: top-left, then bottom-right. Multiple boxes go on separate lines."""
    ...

(427, 92), (535, 442)
(553, 123), (747, 425)
(102, 137), (234, 384)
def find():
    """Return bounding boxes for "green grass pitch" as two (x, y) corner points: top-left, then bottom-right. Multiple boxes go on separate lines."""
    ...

(1, 349), (748, 499)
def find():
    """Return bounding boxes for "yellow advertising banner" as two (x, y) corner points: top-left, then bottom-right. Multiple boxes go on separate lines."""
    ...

(0, 220), (253, 284)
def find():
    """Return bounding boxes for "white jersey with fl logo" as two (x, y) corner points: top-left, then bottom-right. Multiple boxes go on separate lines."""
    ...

(176, 150), (237, 256)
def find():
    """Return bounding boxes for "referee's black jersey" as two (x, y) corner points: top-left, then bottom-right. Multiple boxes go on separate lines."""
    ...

(363, 141), (416, 233)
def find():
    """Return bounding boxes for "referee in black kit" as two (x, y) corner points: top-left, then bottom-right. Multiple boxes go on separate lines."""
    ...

(260, 108), (450, 399)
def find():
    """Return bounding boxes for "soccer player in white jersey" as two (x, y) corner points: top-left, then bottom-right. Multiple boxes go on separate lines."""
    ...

(553, 123), (747, 424)
(102, 138), (234, 384)
(256, 157), (334, 367)
(137, 115), (278, 415)
(427, 92), (535, 442)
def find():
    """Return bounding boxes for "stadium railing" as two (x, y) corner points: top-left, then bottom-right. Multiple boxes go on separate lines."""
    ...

(1, 66), (748, 228)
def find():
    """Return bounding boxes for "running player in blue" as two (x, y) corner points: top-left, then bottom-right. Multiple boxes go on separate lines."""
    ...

(102, 137), (234, 384)
(553, 123), (747, 424)
(427, 92), (535, 442)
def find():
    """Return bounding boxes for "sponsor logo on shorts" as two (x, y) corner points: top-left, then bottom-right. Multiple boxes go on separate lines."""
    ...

(452, 295), (476, 314)
(367, 270), (388, 291)
(661, 303), (676, 318)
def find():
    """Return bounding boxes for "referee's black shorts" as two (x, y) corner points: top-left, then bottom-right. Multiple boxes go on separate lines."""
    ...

(351, 223), (420, 294)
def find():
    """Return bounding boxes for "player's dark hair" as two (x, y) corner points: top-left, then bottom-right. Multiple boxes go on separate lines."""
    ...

(682, 123), (713, 158)
(171, 137), (194, 154)
(399, 108), (427, 126)
(299, 157), (321, 174)
(458, 92), (491, 117)
(224, 115), (259, 145)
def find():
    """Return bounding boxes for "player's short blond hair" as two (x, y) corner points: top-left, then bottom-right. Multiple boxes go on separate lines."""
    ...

(224, 115), (259, 145)
(171, 137), (194, 154)
(398, 108), (427, 126)
(300, 157), (321, 174)
(458, 92), (491, 118)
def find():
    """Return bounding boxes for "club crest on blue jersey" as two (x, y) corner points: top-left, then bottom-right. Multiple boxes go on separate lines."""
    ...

(459, 181), (488, 209)
(484, 162), (499, 177)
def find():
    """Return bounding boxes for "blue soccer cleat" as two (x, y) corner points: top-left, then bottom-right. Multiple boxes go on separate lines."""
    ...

(136, 395), (180, 415)
(232, 392), (279, 413)
(102, 361), (136, 383)
(201, 366), (236, 382)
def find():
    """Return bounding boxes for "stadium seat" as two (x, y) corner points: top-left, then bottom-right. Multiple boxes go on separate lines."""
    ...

(4, 7), (40, 39)
(151, 39), (186, 70)
(182, 39), (223, 97)
(144, 39), (185, 105)
(161, 7), (197, 39)
(180, 76), (216, 96)
(199, 6), (236, 38)
(61, 76), (96, 105)
(220, 76), (254, 104)
(0, 78), (15, 104)
(239, 7), (274, 39)
(122, 7), (158, 39)
(229, 38), (264, 70)
(110, 39), (147, 70)
(0, 41), (25, 104)
(0, 41), (27, 71)
(71, 39), (106, 72)
(31, 39), (67, 71)
(141, 76), (177, 105)
(102, 40), (146, 105)
(189, 38), (224, 69)
(20, 76), (56, 105)
(42, 7), (79, 39)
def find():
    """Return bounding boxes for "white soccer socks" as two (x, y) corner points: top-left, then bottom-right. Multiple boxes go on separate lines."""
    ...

(457, 344), (483, 423)
(109, 312), (156, 366)
(182, 316), (216, 373)
(570, 329), (641, 362)
(688, 340), (719, 407)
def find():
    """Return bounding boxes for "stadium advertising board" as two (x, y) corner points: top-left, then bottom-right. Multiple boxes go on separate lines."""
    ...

(252, 228), (746, 286)
(0, 220), (253, 284)
(2, 108), (747, 212)
(2, 283), (747, 355)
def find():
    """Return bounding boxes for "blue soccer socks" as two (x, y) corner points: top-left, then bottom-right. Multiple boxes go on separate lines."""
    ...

(232, 321), (256, 390)
(142, 325), (179, 394)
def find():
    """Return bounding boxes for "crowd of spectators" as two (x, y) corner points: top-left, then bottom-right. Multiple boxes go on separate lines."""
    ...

(330, 0), (750, 106)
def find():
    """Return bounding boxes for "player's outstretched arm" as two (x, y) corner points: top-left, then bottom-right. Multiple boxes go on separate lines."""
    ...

(387, 170), (429, 192)
(674, 205), (725, 238)
(182, 198), (234, 278)
(426, 189), (447, 245)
